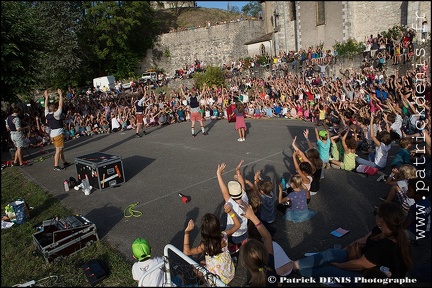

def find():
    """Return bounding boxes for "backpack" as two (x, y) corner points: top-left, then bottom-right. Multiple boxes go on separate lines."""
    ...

(356, 165), (378, 176)
(5, 198), (30, 224)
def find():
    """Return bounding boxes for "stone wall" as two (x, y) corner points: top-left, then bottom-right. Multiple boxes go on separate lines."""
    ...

(348, 1), (405, 42)
(140, 1), (430, 77)
(265, 1), (431, 55)
(139, 20), (265, 75)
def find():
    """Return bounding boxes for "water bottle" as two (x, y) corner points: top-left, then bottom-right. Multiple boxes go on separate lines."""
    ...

(380, 266), (392, 278)
(64, 179), (70, 192)
(281, 178), (287, 191)
(82, 176), (91, 195)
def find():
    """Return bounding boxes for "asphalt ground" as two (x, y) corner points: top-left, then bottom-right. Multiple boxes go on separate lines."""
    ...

(5, 118), (430, 287)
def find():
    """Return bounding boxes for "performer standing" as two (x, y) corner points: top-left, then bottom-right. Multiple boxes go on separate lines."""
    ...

(5, 106), (26, 166)
(134, 86), (148, 137)
(230, 101), (247, 141)
(44, 89), (71, 171)
(180, 84), (208, 137)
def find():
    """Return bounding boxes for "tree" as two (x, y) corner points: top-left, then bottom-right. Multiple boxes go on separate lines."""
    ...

(1, 2), (48, 103)
(229, 6), (240, 14)
(332, 38), (365, 59)
(193, 66), (225, 89)
(32, 1), (84, 89)
(79, 1), (159, 81)
(242, 1), (261, 17)
(1, 1), (162, 103)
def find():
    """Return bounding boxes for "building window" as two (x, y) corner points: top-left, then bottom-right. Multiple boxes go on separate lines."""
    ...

(260, 44), (266, 56)
(290, 2), (296, 21)
(316, 1), (325, 26)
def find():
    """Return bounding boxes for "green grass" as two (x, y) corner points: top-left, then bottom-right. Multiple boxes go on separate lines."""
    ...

(1, 167), (136, 287)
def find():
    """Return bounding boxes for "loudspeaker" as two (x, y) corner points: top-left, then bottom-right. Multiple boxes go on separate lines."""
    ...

(82, 259), (109, 286)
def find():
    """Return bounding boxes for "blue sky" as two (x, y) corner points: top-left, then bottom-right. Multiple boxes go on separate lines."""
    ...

(196, 1), (250, 11)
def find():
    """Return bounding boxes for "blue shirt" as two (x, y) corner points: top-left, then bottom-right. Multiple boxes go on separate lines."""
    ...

(259, 192), (276, 223)
(375, 89), (388, 102)
(273, 105), (282, 116)
(391, 148), (411, 168)
(317, 139), (331, 162)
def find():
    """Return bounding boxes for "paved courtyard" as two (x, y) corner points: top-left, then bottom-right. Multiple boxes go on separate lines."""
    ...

(7, 117), (430, 286)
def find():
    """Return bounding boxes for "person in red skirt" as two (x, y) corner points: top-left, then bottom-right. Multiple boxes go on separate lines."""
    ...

(230, 101), (247, 142)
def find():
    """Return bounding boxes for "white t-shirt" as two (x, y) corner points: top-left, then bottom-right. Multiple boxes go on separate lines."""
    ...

(226, 191), (249, 238)
(111, 116), (121, 129)
(390, 114), (403, 138)
(132, 257), (166, 287)
(374, 142), (392, 168)
(205, 109), (211, 119)
(273, 241), (293, 276)
(422, 22), (428, 33)
(397, 179), (415, 207)
(242, 94), (249, 103)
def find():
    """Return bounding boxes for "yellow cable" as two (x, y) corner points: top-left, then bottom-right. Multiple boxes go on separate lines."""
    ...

(124, 202), (142, 218)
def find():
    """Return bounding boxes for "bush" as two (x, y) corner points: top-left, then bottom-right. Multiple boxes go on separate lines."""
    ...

(192, 66), (225, 89)
(333, 38), (365, 59)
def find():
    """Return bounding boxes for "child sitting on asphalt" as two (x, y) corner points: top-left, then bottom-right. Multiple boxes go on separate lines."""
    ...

(278, 174), (316, 223)
(380, 164), (417, 212)
(329, 128), (358, 171)
(254, 170), (277, 237)
(377, 137), (413, 182)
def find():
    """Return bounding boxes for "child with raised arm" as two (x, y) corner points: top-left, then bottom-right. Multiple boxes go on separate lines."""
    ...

(356, 113), (392, 171)
(254, 170), (277, 237)
(380, 164), (417, 212)
(315, 125), (331, 170)
(239, 201), (279, 287)
(278, 174), (316, 223)
(292, 136), (321, 196)
(183, 203), (240, 285)
(329, 128), (358, 171)
(216, 160), (249, 251)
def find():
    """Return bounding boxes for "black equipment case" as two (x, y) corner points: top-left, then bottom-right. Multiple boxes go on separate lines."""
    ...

(75, 152), (125, 190)
(32, 214), (99, 263)
(82, 259), (109, 286)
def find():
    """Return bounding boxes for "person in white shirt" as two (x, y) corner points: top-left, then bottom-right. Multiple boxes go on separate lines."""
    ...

(110, 112), (121, 133)
(216, 161), (249, 250)
(356, 114), (392, 171)
(131, 238), (167, 287)
(422, 19), (428, 42)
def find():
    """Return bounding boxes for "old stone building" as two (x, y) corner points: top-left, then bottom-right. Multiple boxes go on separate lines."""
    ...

(140, 20), (264, 74)
(142, 1), (430, 75)
(260, 1), (431, 56)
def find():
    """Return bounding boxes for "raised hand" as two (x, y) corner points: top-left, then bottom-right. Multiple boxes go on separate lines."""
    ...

(239, 201), (255, 220)
(236, 159), (244, 171)
(185, 219), (195, 232)
(292, 136), (299, 151)
(217, 163), (226, 176)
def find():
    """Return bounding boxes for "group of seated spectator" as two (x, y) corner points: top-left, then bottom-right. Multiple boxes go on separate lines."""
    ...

(362, 28), (418, 71)
(2, 34), (430, 175)
(2, 30), (431, 285)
